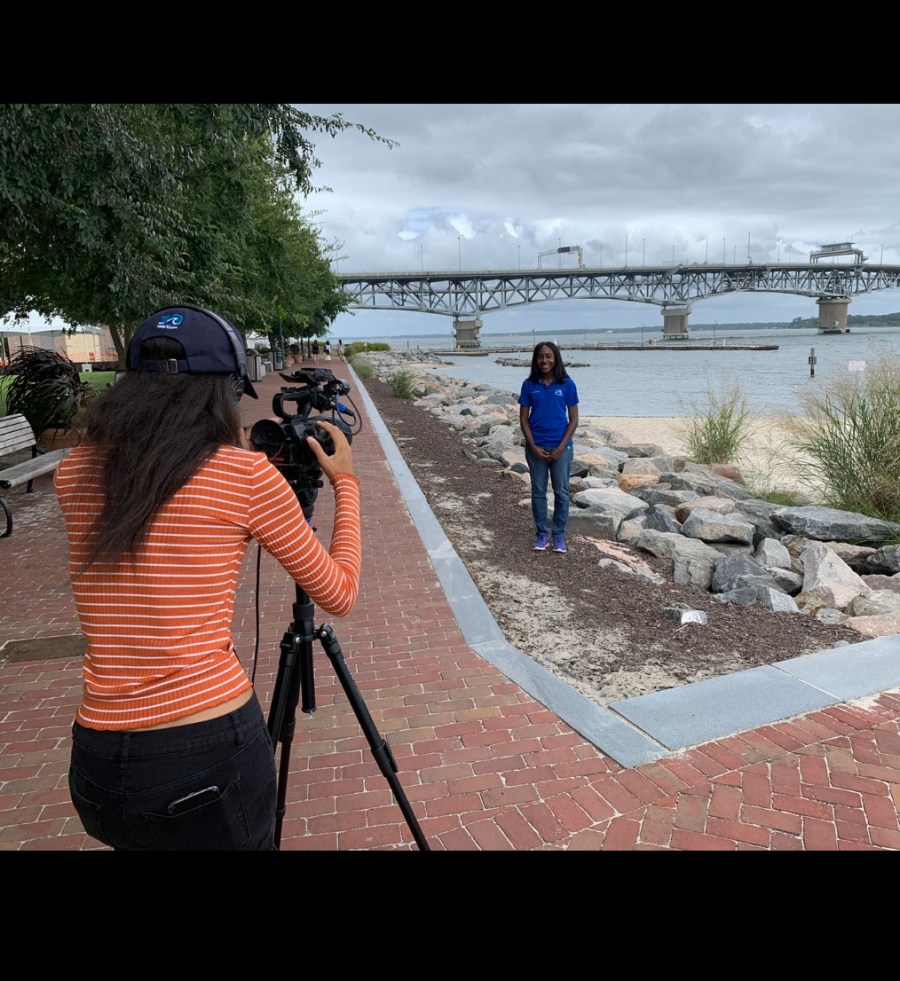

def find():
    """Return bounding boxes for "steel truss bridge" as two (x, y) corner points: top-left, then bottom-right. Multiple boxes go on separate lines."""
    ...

(336, 262), (900, 321)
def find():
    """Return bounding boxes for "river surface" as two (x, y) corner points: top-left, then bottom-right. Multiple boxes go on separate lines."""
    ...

(362, 326), (900, 417)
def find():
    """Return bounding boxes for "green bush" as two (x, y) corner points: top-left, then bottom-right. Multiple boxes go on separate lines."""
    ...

(783, 351), (900, 523)
(678, 374), (753, 465)
(345, 341), (390, 357)
(350, 355), (374, 379)
(388, 369), (418, 399)
(5, 347), (97, 434)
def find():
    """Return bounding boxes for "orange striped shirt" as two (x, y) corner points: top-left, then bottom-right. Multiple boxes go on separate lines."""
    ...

(54, 445), (361, 731)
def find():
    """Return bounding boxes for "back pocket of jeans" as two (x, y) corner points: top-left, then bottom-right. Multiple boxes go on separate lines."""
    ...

(143, 777), (250, 850)
(69, 769), (109, 846)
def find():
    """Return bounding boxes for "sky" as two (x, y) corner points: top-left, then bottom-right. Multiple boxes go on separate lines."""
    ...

(298, 103), (900, 340)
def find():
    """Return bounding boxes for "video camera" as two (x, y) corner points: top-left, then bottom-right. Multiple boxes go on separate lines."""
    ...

(249, 367), (360, 515)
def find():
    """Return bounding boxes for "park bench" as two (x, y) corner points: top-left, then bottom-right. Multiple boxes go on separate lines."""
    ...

(0, 413), (71, 538)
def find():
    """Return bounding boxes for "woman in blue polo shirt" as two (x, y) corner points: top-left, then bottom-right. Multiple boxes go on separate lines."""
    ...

(518, 340), (579, 553)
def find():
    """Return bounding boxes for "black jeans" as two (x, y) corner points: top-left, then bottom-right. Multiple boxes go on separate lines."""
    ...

(69, 693), (277, 850)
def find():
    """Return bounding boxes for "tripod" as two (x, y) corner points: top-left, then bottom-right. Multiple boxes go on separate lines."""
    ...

(266, 583), (431, 851)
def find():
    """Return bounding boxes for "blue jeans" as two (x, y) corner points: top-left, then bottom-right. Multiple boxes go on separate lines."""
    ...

(525, 442), (573, 537)
(69, 692), (277, 850)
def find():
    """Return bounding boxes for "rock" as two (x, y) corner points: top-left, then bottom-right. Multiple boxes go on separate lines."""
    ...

(772, 505), (900, 544)
(663, 603), (708, 625)
(800, 541), (869, 610)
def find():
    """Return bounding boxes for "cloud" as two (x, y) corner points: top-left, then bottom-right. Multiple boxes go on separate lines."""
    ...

(301, 103), (900, 335)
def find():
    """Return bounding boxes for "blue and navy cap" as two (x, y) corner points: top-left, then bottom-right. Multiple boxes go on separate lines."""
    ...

(126, 305), (259, 399)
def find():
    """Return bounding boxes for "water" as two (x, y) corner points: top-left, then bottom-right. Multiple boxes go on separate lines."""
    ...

(369, 326), (900, 417)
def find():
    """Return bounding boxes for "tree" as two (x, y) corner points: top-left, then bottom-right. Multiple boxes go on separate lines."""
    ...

(0, 104), (394, 361)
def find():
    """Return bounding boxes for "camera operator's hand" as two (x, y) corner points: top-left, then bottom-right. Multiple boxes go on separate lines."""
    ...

(307, 421), (354, 480)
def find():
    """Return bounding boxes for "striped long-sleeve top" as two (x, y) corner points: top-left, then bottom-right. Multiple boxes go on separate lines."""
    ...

(54, 444), (361, 731)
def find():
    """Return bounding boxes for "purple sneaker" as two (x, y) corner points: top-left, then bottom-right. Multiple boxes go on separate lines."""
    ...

(552, 535), (568, 553)
(532, 533), (549, 551)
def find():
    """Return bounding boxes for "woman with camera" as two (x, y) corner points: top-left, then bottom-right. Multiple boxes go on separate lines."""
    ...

(55, 305), (361, 851)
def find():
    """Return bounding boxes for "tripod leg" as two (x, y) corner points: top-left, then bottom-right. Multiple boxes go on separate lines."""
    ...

(317, 625), (431, 851)
(267, 590), (318, 848)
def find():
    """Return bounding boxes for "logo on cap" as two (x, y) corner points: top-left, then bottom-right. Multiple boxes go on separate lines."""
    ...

(159, 314), (184, 328)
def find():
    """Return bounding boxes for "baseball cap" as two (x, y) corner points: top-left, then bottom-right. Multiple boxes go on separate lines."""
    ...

(126, 305), (259, 399)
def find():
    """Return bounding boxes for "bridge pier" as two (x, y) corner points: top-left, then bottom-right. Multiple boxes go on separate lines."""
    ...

(661, 304), (691, 340)
(816, 296), (851, 333)
(453, 317), (483, 349)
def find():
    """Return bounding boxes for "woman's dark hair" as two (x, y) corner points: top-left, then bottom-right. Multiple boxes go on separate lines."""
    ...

(80, 336), (242, 568)
(528, 341), (569, 383)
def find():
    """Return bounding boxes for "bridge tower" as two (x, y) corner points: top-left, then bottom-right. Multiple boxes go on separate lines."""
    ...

(453, 317), (483, 349)
(816, 296), (851, 334)
(661, 304), (691, 341)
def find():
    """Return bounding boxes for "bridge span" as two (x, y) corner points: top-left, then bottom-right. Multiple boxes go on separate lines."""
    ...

(335, 262), (900, 345)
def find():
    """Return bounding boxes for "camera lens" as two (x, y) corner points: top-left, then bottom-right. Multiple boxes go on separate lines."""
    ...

(250, 419), (285, 456)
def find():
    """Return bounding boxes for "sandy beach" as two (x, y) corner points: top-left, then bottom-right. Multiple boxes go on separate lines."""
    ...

(585, 414), (814, 498)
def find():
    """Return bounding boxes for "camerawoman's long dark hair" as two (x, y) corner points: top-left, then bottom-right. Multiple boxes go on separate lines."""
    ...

(528, 340), (569, 384)
(80, 336), (243, 568)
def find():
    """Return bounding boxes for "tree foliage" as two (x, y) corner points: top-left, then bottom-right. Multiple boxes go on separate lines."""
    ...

(0, 104), (394, 361)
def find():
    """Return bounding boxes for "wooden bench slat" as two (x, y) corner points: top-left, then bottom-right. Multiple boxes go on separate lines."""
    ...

(0, 448), (70, 489)
(0, 414), (38, 453)
(1, 413), (71, 536)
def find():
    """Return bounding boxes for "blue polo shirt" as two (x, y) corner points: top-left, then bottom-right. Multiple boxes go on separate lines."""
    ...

(518, 377), (579, 447)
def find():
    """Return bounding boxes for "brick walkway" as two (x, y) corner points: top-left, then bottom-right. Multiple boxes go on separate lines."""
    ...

(1, 361), (899, 850)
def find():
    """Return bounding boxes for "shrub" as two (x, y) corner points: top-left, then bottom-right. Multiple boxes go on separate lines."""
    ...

(782, 351), (900, 523)
(350, 355), (374, 379)
(678, 374), (754, 465)
(345, 341), (390, 357)
(5, 347), (96, 434)
(388, 369), (418, 399)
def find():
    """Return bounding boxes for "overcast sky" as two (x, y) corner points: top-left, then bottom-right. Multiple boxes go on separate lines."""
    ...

(301, 103), (900, 339)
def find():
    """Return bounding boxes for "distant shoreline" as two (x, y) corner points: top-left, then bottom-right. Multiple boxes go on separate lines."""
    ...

(341, 322), (900, 343)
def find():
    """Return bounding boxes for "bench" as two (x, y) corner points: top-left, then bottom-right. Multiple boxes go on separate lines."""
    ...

(0, 414), (71, 538)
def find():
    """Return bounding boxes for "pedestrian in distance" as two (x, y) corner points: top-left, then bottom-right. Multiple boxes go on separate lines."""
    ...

(54, 305), (362, 850)
(312, 338), (320, 364)
(338, 339), (345, 362)
(324, 340), (332, 361)
(518, 340), (579, 554)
